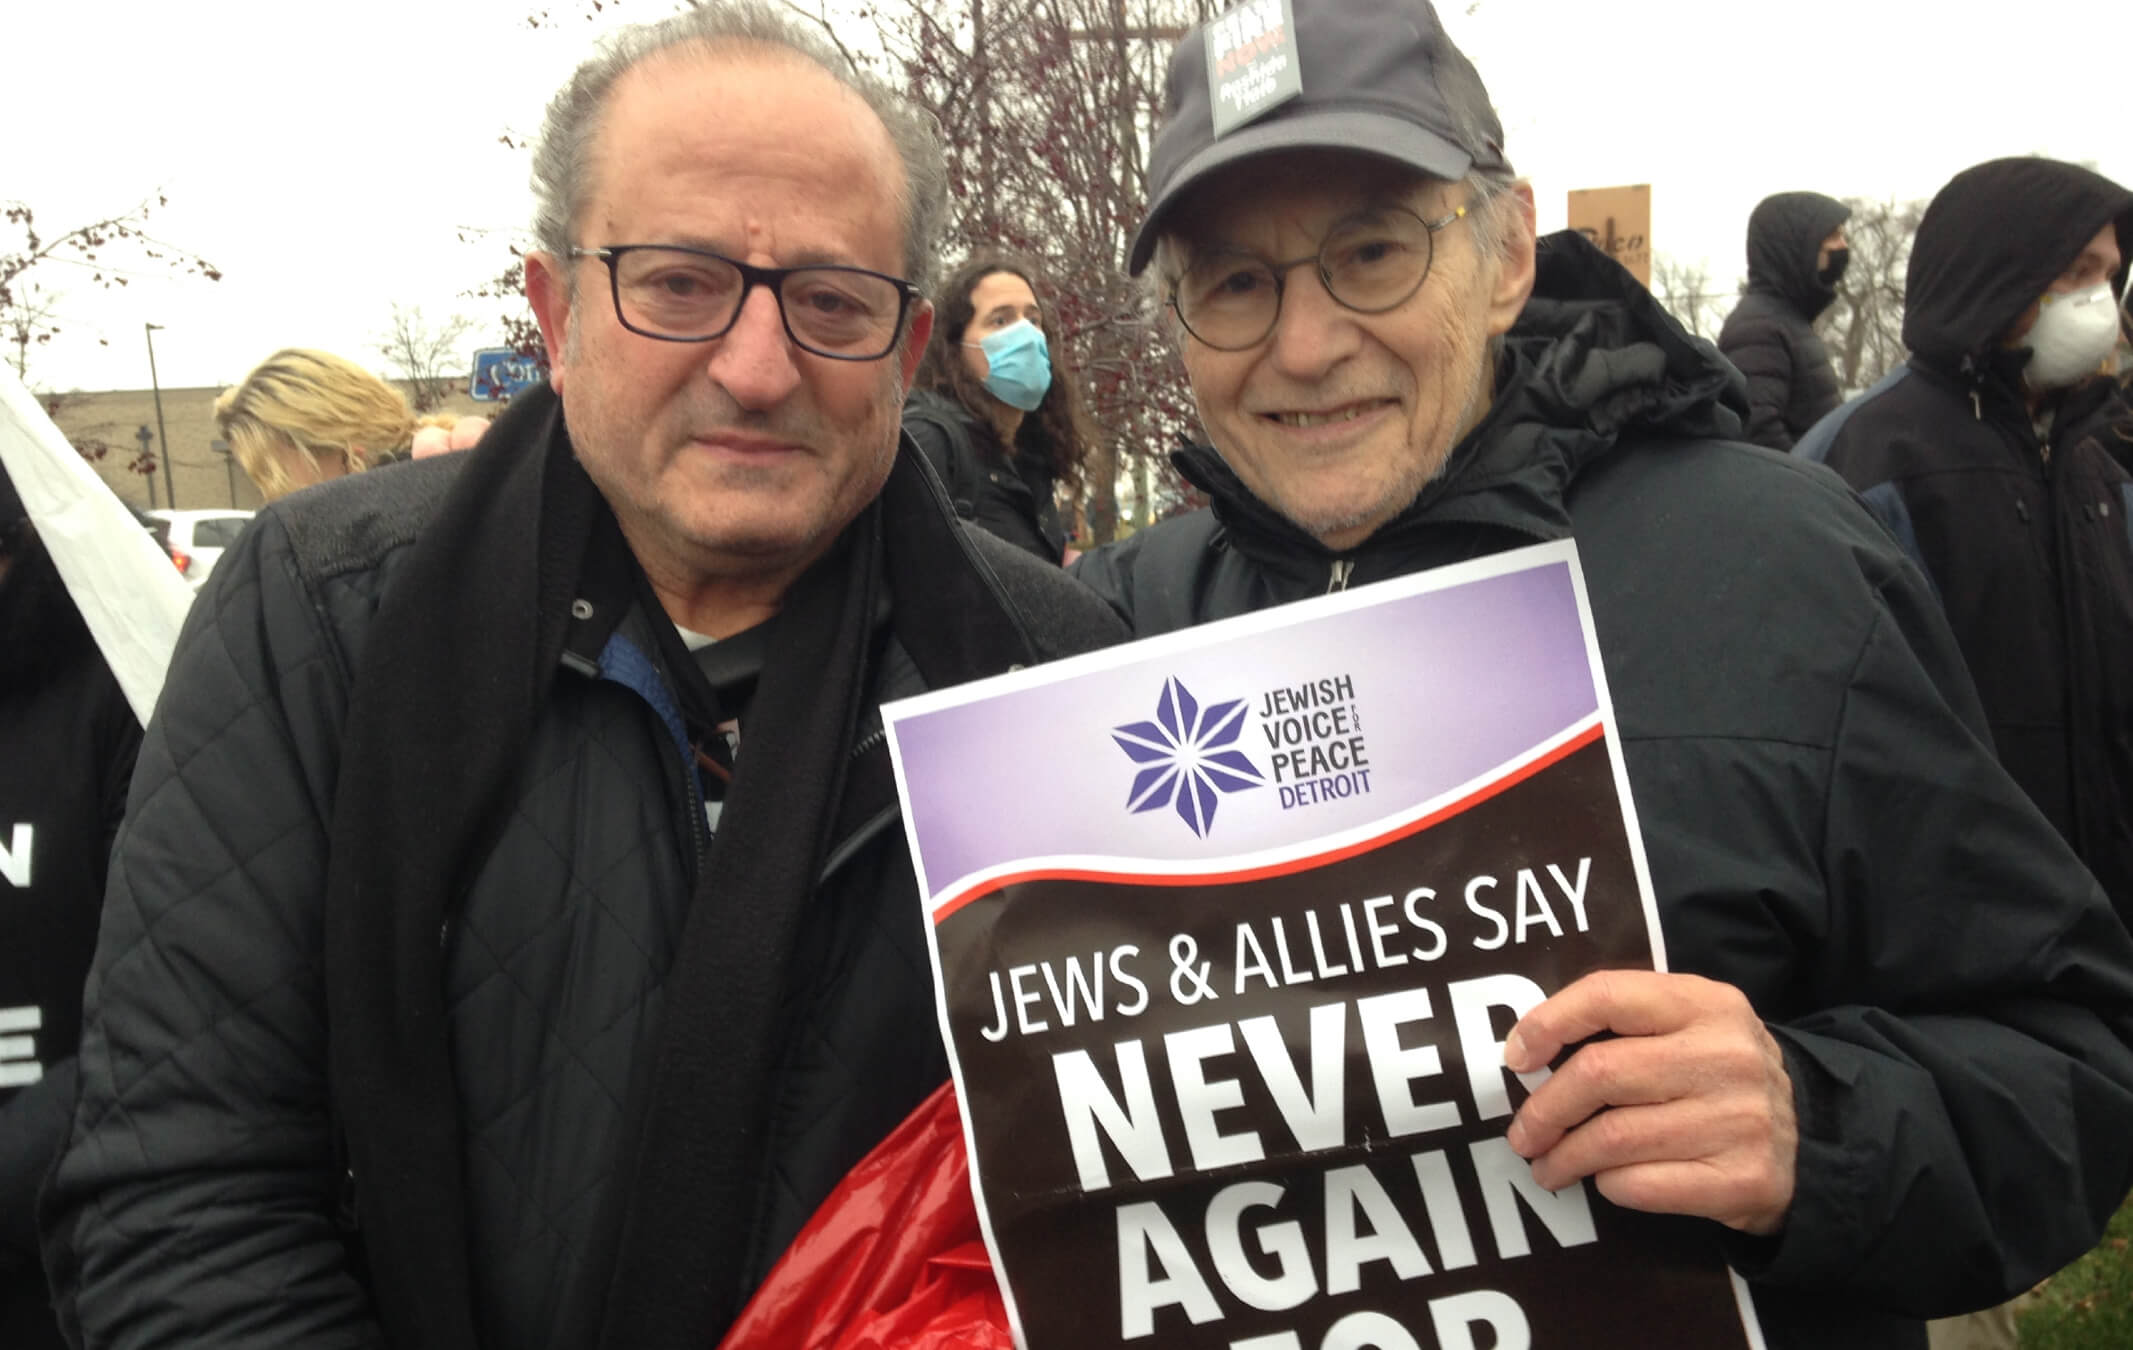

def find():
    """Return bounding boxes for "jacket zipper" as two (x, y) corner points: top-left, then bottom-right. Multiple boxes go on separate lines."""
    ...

(678, 732), (710, 879)
(816, 725), (897, 883)
(848, 725), (888, 762)
(1326, 558), (1355, 593)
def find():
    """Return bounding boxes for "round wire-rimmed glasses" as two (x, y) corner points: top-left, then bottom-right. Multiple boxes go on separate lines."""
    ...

(569, 244), (921, 361)
(1169, 203), (1470, 352)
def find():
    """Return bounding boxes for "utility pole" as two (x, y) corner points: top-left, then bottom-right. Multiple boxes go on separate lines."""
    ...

(212, 437), (239, 507)
(135, 424), (159, 510)
(145, 322), (175, 508)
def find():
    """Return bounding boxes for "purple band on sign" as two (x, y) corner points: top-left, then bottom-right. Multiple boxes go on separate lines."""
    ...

(889, 558), (1597, 897)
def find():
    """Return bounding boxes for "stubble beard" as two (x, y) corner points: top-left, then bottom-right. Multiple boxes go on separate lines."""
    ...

(1285, 343), (1497, 551)
(667, 360), (908, 566)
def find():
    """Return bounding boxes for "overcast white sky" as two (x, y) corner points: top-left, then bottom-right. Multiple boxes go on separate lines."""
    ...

(9, 0), (2131, 395)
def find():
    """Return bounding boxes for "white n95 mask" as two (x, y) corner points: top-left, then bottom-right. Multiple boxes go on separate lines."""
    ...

(2023, 282), (2121, 391)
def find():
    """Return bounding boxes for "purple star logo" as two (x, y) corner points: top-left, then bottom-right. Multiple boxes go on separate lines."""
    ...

(1111, 677), (1265, 837)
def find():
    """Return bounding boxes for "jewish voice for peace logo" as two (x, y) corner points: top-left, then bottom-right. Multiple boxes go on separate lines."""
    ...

(1111, 677), (1265, 837)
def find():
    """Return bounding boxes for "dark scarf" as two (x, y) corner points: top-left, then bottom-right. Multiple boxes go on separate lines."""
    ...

(323, 385), (1037, 1350)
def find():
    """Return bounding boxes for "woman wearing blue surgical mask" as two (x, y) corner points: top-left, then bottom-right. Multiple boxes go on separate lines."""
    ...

(905, 254), (1097, 564)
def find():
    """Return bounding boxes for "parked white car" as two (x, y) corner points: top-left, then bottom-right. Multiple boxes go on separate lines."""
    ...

(145, 509), (255, 591)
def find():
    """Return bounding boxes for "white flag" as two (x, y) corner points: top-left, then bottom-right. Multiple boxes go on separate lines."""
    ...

(0, 363), (193, 725)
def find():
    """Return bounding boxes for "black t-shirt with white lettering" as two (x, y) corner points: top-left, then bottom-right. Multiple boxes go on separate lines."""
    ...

(0, 546), (140, 1337)
(0, 564), (138, 1113)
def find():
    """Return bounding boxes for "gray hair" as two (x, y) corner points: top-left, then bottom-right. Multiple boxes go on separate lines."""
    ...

(528, 1), (948, 295)
(1459, 167), (1525, 265)
(1442, 82), (1522, 264)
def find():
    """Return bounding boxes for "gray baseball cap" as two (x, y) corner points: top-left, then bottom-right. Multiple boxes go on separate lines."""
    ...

(1128, 0), (1510, 276)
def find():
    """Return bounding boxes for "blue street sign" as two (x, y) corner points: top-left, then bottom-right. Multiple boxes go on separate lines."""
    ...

(470, 347), (542, 402)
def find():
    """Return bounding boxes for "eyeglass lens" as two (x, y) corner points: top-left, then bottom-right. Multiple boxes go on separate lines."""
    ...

(1175, 208), (1439, 350)
(611, 247), (904, 356)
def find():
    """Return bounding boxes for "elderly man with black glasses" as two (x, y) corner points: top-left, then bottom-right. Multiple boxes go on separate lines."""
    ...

(1073, 2), (2133, 1347)
(41, 5), (1121, 1349)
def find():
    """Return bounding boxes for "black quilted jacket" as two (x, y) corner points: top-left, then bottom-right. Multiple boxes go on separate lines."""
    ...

(42, 449), (1123, 1349)
(902, 390), (1069, 564)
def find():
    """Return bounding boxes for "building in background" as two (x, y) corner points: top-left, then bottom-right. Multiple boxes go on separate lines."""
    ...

(44, 381), (491, 511)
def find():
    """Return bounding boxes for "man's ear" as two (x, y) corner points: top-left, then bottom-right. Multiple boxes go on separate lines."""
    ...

(898, 300), (935, 393)
(525, 251), (573, 396)
(1485, 182), (1540, 339)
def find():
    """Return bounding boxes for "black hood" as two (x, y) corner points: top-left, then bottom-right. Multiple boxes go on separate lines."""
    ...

(1904, 157), (2133, 372)
(1745, 191), (1851, 320)
(1175, 229), (1748, 555)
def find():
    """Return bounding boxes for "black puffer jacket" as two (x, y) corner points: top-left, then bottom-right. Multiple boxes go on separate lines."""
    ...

(903, 390), (1068, 563)
(1717, 191), (1850, 450)
(2063, 373), (2133, 474)
(1075, 230), (2133, 1350)
(0, 530), (139, 1350)
(44, 428), (1123, 1349)
(1800, 157), (2133, 928)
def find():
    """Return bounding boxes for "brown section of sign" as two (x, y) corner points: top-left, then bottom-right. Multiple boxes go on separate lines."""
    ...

(936, 736), (1752, 1349)
(1567, 185), (1652, 286)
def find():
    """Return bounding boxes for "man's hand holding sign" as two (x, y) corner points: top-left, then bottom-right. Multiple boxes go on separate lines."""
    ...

(1507, 970), (1799, 1237)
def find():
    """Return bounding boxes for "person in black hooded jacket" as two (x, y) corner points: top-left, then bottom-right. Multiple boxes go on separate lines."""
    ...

(1072, 4), (2133, 1347)
(1799, 157), (2133, 933)
(1717, 191), (1851, 450)
(0, 464), (141, 1350)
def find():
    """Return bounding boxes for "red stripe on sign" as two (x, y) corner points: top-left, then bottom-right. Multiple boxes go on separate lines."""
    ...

(932, 721), (1605, 925)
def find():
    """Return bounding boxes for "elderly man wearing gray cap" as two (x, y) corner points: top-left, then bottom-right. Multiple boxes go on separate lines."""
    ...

(1074, 2), (2133, 1346)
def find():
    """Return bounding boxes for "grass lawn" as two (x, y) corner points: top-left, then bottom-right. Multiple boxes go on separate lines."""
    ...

(2017, 1192), (2133, 1348)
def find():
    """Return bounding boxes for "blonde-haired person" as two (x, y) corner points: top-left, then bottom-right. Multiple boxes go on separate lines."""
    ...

(213, 349), (413, 501)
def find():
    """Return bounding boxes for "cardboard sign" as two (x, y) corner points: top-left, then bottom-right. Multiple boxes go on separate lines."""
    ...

(1567, 186), (1652, 286)
(1206, 0), (1302, 137)
(884, 542), (1764, 1350)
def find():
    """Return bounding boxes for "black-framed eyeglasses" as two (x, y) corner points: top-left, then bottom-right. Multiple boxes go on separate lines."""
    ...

(569, 245), (921, 361)
(1169, 204), (1470, 352)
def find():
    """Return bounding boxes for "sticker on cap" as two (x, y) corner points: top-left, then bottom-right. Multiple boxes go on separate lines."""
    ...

(1205, 0), (1301, 138)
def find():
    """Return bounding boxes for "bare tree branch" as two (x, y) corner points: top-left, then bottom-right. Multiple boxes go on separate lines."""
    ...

(376, 303), (476, 413)
(1821, 197), (1925, 394)
(1650, 254), (1728, 340)
(875, 0), (1214, 540)
(2, 195), (220, 388)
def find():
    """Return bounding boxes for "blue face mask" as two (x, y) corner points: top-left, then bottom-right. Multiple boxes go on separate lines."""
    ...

(966, 319), (1053, 412)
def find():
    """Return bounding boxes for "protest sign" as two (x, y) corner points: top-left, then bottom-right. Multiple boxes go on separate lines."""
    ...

(884, 541), (1765, 1350)
(1567, 185), (1652, 286)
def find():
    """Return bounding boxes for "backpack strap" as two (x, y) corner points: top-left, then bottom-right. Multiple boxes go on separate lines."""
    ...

(901, 394), (983, 521)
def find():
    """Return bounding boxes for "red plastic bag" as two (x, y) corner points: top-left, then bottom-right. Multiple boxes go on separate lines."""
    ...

(716, 1084), (1014, 1350)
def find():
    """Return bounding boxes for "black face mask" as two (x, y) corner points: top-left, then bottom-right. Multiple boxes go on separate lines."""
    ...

(1817, 246), (1851, 288)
